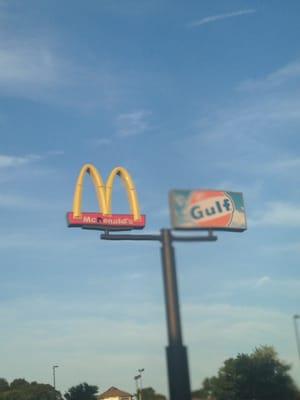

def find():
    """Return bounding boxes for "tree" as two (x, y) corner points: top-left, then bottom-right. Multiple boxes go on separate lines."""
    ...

(196, 346), (300, 400)
(139, 387), (166, 400)
(10, 379), (30, 391)
(0, 379), (9, 393)
(0, 379), (62, 400)
(64, 383), (98, 400)
(192, 377), (217, 399)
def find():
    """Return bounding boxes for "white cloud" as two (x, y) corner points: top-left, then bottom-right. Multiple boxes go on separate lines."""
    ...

(0, 154), (41, 168)
(116, 110), (152, 137)
(252, 278), (300, 297)
(0, 44), (59, 89)
(0, 231), (89, 249)
(0, 4), (133, 109)
(262, 242), (300, 254)
(0, 296), (292, 374)
(0, 29), (119, 108)
(176, 57), (300, 181)
(0, 194), (41, 208)
(0, 151), (64, 170)
(1, 291), (299, 393)
(255, 276), (271, 287)
(251, 202), (300, 227)
(239, 60), (300, 91)
(189, 9), (256, 27)
(267, 157), (300, 172)
(47, 150), (65, 156)
(204, 277), (300, 304)
(94, 138), (112, 146)
(126, 272), (144, 280)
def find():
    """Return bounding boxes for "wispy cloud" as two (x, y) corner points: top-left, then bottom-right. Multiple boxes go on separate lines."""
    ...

(0, 151), (65, 169)
(0, 18), (119, 108)
(239, 60), (300, 91)
(251, 202), (300, 227)
(46, 150), (65, 156)
(0, 292), (296, 394)
(0, 194), (41, 208)
(189, 9), (256, 28)
(0, 42), (63, 93)
(116, 110), (152, 137)
(176, 57), (300, 184)
(0, 154), (41, 168)
(266, 157), (300, 172)
(262, 242), (300, 254)
(223, 156), (300, 175)
(0, 5), (135, 110)
(94, 138), (112, 146)
(255, 276), (271, 287)
(204, 277), (300, 304)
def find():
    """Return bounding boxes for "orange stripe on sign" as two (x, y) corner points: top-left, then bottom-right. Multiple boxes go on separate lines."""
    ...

(196, 214), (232, 228)
(190, 191), (225, 205)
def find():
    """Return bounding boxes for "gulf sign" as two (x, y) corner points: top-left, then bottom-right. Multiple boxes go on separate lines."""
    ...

(67, 164), (146, 231)
(169, 190), (247, 231)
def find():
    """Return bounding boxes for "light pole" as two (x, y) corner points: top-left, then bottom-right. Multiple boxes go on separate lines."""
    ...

(293, 315), (300, 360)
(134, 375), (141, 400)
(138, 368), (144, 400)
(52, 365), (59, 390)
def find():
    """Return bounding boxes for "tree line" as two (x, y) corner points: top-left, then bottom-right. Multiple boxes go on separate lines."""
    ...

(1, 346), (299, 399)
(0, 379), (165, 400)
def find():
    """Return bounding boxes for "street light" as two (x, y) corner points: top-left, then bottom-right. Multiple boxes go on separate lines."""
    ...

(293, 315), (300, 360)
(52, 365), (59, 390)
(138, 369), (144, 400)
(134, 375), (141, 400)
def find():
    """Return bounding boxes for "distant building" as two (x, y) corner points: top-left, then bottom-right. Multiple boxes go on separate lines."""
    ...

(98, 386), (133, 400)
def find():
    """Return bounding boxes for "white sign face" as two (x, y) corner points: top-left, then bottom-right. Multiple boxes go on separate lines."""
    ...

(169, 190), (247, 231)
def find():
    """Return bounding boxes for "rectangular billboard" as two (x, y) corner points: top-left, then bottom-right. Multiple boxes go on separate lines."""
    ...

(169, 190), (247, 231)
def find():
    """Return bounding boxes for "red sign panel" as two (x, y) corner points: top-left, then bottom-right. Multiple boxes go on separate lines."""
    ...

(67, 212), (146, 230)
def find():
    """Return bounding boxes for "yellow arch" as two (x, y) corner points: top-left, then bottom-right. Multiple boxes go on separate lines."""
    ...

(72, 164), (141, 220)
(72, 164), (107, 218)
(106, 166), (141, 221)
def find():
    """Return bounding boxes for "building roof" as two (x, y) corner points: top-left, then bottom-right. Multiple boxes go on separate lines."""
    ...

(98, 386), (132, 399)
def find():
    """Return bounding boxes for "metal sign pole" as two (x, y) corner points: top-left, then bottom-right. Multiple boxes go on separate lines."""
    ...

(293, 315), (300, 360)
(161, 229), (191, 400)
(101, 230), (217, 400)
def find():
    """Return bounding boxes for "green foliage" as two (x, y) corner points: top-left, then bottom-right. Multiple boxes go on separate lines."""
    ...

(192, 377), (217, 399)
(0, 380), (9, 393)
(64, 383), (98, 400)
(10, 380), (30, 391)
(139, 387), (166, 400)
(196, 346), (300, 400)
(0, 379), (62, 400)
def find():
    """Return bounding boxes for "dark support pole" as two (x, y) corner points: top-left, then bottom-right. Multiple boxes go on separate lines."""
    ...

(101, 229), (217, 400)
(294, 315), (300, 360)
(161, 229), (191, 400)
(53, 367), (56, 390)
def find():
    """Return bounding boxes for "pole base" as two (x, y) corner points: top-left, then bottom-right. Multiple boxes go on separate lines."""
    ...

(166, 345), (191, 400)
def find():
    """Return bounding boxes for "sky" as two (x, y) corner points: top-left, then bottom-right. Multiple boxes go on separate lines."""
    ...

(1, 0), (300, 397)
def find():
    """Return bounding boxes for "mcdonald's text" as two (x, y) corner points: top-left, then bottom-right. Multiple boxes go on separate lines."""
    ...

(67, 212), (146, 230)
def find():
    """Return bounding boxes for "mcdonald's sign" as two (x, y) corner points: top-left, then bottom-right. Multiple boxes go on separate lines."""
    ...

(67, 164), (146, 230)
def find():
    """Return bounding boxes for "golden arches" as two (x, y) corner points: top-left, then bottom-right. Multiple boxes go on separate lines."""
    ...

(72, 164), (141, 220)
(105, 167), (141, 218)
(72, 164), (107, 217)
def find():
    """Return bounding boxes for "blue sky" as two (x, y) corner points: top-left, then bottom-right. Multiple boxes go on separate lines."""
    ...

(1, 0), (300, 396)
